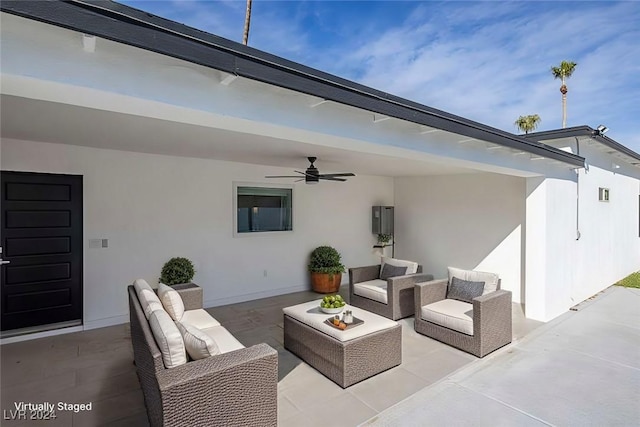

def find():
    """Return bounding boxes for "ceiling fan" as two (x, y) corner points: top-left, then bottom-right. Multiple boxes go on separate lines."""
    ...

(265, 157), (355, 184)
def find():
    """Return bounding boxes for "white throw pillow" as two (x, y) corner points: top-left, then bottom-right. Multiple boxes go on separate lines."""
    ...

(138, 289), (164, 320)
(381, 256), (418, 275)
(176, 322), (220, 360)
(158, 283), (185, 321)
(148, 309), (187, 368)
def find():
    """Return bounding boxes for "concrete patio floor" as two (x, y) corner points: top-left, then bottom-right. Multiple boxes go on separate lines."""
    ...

(1, 285), (540, 426)
(363, 285), (640, 426)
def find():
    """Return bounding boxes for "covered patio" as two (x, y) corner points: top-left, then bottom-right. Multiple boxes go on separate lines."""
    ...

(1, 288), (540, 426)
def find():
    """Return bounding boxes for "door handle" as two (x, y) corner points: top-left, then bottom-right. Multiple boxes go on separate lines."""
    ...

(0, 259), (10, 265)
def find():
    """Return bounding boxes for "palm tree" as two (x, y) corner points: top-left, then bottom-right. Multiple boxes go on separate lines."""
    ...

(551, 60), (577, 128)
(242, 0), (252, 45)
(514, 114), (541, 134)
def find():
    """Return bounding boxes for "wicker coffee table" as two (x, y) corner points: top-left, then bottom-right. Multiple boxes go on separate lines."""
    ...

(283, 300), (401, 388)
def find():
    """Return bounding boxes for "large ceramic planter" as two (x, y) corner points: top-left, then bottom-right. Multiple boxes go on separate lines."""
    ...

(311, 272), (342, 294)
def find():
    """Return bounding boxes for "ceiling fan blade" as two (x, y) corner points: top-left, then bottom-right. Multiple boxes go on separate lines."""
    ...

(318, 173), (356, 178)
(265, 175), (301, 178)
(319, 177), (347, 182)
(294, 170), (315, 177)
(294, 178), (305, 182)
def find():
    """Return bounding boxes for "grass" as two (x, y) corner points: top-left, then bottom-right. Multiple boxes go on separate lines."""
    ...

(616, 272), (640, 289)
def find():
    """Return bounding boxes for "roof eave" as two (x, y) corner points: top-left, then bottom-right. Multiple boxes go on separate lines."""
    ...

(524, 126), (640, 164)
(1, 0), (585, 168)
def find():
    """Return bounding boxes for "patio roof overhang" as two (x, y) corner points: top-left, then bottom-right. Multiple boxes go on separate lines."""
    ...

(0, 0), (585, 170)
(523, 126), (640, 169)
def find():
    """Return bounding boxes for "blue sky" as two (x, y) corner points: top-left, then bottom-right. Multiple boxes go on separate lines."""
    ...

(121, 1), (640, 153)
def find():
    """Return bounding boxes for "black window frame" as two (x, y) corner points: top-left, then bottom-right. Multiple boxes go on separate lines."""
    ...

(234, 184), (293, 234)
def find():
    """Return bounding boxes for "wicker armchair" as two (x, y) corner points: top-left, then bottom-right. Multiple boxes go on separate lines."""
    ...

(128, 286), (278, 427)
(414, 272), (512, 358)
(349, 264), (433, 320)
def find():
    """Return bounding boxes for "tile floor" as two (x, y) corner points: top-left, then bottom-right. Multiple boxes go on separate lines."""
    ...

(0, 287), (540, 426)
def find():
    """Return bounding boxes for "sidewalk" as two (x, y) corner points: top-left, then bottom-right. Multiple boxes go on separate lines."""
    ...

(363, 286), (640, 426)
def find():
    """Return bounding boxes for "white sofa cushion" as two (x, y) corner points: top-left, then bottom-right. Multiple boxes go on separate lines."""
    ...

(448, 267), (499, 295)
(158, 283), (185, 321)
(201, 326), (246, 354)
(138, 289), (164, 320)
(133, 278), (154, 295)
(176, 322), (220, 360)
(148, 309), (187, 368)
(181, 309), (221, 329)
(382, 256), (418, 275)
(421, 299), (474, 336)
(353, 279), (388, 304)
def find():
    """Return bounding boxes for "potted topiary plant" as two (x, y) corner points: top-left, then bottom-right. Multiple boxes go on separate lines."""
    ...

(160, 257), (195, 286)
(308, 246), (346, 293)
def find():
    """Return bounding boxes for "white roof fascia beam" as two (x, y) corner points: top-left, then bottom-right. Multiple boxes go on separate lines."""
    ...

(419, 126), (441, 135)
(220, 73), (238, 86)
(373, 114), (390, 123)
(82, 34), (96, 52)
(309, 99), (329, 108)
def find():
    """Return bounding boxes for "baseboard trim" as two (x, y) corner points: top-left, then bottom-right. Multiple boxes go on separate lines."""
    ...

(1, 324), (84, 345)
(205, 284), (311, 308)
(83, 314), (129, 330)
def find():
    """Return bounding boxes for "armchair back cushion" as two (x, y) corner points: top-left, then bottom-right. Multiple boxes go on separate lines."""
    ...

(447, 277), (485, 303)
(382, 256), (419, 275)
(380, 263), (408, 280)
(448, 267), (499, 295)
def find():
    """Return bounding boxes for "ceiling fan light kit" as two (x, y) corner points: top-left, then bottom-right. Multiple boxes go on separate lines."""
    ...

(265, 157), (355, 184)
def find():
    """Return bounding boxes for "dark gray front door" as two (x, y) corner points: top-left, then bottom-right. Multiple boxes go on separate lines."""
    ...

(1, 171), (83, 331)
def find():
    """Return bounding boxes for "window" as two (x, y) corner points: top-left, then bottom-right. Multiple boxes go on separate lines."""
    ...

(236, 186), (292, 233)
(598, 187), (610, 202)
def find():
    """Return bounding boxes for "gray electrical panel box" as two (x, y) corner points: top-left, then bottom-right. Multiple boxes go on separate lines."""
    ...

(372, 206), (394, 235)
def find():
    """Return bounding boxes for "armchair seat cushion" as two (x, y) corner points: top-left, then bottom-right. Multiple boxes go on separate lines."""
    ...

(181, 309), (221, 329)
(353, 279), (388, 304)
(421, 299), (473, 335)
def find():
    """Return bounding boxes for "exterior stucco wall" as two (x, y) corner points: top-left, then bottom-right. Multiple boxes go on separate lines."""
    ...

(526, 146), (640, 321)
(1, 139), (393, 329)
(394, 173), (526, 303)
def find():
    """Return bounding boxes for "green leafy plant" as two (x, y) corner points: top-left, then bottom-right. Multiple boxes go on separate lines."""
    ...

(377, 234), (392, 244)
(616, 272), (640, 289)
(308, 246), (345, 275)
(160, 257), (195, 285)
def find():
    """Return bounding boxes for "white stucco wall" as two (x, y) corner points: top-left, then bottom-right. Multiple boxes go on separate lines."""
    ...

(525, 148), (640, 321)
(393, 173), (526, 303)
(1, 139), (393, 329)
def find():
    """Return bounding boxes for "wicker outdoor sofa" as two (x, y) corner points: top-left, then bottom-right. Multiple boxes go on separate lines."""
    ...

(128, 285), (278, 427)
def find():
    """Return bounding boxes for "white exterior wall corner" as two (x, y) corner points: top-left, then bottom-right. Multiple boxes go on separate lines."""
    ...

(571, 144), (640, 303)
(526, 143), (640, 322)
(394, 173), (526, 303)
(0, 139), (394, 328)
